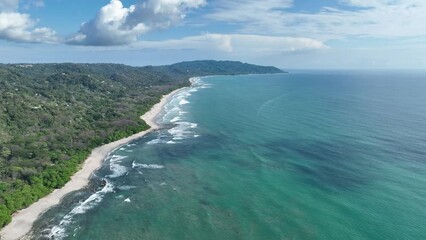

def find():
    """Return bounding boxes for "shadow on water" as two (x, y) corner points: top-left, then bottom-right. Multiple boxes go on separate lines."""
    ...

(267, 138), (376, 192)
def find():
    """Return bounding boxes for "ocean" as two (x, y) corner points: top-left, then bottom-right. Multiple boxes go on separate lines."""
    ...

(31, 71), (426, 239)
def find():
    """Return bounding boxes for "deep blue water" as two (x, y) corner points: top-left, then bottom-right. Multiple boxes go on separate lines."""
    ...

(32, 71), (426, 239)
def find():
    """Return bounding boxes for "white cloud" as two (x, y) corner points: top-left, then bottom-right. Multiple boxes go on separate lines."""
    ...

(132, 33), (327, 53)
(339, 0), (400, 8)
(207, 0), (426, 40)
(68, 0), (206, 46)
(0, 12), (57, 43)
(0, 0), (57, 43)
(0, 0), (19, 12)
(23, 0), (45, 9)
(0, 0), (45, 11)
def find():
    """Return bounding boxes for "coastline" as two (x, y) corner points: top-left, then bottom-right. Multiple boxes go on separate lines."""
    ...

(0, 87), (184, 240)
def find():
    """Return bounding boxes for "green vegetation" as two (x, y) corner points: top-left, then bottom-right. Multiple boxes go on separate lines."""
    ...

(0, 60), (283, 227)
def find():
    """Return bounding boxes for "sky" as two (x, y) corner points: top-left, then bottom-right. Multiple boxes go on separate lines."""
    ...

(0, 0), (426, 69)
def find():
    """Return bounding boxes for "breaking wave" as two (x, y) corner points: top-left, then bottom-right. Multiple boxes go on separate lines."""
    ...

(46, 180), (114, 239)
(132, 161), (165, 169)
(106, 155), (128, 178)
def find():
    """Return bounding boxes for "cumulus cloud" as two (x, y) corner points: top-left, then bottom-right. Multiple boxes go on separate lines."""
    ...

(68, 0), (205, 46)
(132, 33), (327, 53)
(0, 0), (57, 43)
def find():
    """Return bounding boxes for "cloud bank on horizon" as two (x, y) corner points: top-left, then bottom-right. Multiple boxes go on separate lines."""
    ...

(0, 0), (426, 68)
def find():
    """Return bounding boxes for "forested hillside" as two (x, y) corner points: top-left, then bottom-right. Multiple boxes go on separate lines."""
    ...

(0, 60), (283, 226)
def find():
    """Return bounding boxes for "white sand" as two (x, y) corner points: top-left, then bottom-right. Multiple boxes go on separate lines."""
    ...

(0, 88), (183, 240)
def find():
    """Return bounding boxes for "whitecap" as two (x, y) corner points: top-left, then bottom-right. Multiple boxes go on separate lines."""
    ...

(167, 121), (198, 141)
(161, 105), (182, 123)
(179, 99), (190, 105)
(107, 163), (127, 178)
(132, 162), (165, 169)
(146, 139), (162, 145)
(106, 155), (128, 178)
(117, 185), (137, 191)
(170, 106), (181, 112)
(170, 116), (181, 123)
(109, 155), (127, 162)
(47, 180), (114, 239)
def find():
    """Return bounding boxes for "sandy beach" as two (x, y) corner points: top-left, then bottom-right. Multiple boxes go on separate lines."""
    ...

(0, 88), (183, 240)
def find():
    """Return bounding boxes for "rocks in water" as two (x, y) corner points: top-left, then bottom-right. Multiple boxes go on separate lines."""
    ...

(100, 179), (107, 188)
(87, 179), (108, 192)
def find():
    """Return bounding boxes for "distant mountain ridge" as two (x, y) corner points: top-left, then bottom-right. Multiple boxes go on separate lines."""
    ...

(156, 60), (284, 76)
(0, 60), (284, 227)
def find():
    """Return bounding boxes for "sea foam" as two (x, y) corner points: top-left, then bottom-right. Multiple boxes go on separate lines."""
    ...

(117, 185), (137, 191)
(47, 180), (114, 239)
(132, 162), (165, 169)
(44, 77), (213, 239)
(156, 76), (210, 144)
(179, 99), (190, 105)
(106, 155), (128, 178)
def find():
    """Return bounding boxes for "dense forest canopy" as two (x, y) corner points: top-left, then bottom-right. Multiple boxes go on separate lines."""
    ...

(0, 60), (283, 227)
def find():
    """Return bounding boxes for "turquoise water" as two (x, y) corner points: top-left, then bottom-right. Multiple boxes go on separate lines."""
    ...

(32, 72), (426, 239)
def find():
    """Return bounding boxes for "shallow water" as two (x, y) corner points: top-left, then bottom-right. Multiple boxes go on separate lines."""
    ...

(31, 71), (426, 239)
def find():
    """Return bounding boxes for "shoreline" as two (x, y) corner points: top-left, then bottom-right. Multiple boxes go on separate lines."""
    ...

(0, 87), (184, 240)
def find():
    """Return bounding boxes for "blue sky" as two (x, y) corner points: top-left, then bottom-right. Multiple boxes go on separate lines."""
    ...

(1, 0), (426, 69)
